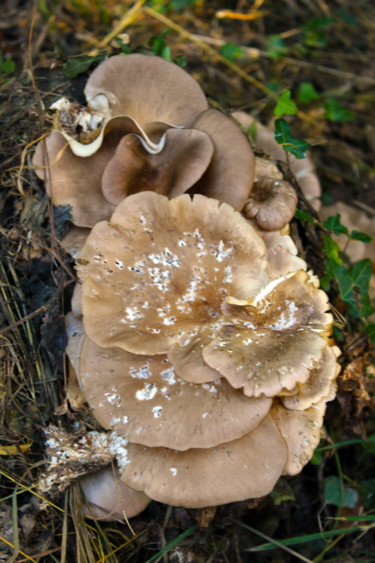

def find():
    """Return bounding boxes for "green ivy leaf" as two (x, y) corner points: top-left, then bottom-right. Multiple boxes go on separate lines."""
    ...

(347, 259), (373, 317)
(65, 54), (104, 78)
(220, 42), (244, 62)
(323, 214), (349, 236)
(324, 97), (354, 122)
(324, 476), (359, 509)
(349, 230), (372, 243)
(294, 209), (315, 225)
(274, 90), (298, 118)
(274, 119), (310, 159)
(297, 82), (320, 104)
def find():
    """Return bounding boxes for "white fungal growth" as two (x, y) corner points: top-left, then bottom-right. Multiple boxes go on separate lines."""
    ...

(105, 393), (121, 406)
(152, 406), (163, 418)
(108, 432), (130, 471)
(136, 383), (157, 401)
(161, 368), (176, 385)
(148, 248), (182, 268)
(210, 240), (233, 262)
(130, 361), (152, 380)
(125, 307), (143, 321)
(114, 259), (124, 270)
(169, 467), (178, 476)
(202, 383), (218, 393)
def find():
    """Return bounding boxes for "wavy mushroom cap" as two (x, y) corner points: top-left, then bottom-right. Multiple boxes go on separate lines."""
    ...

(233, 111), (321, 211)
(67, 192), (339, 510)
(33, 57), (255, 228)
(84, 54), (209, 127)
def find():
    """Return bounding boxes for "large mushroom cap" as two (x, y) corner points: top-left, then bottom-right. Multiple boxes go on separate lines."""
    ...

(121, 414), (287, 508)
(84, 54), (209, 127)
(77, 191), (268, 356)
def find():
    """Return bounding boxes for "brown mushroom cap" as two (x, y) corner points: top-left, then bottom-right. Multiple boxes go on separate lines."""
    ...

(61, 226), (90, 258)
(84, 54), (208, 127)
(78, 337), (272, 450)
(271, 394), (332, 476)
(190, 109), (255, 210)
(203, 271), (333, 397)
(78, 464), (150, 521)
(260, 229), (307, 278)
(33, 129), (115, 227)
(243, 177), (298, 231)
(281, 345), (340, 410)
(101, 128), (214, 205)
(121, 414), (287, 508)
(232, 111), (321, 211)
(77, 192), (268, 356)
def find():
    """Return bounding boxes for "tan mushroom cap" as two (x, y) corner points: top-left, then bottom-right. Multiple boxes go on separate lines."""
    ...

(271, 393), (333, 476)
(101, 128), (214, 205)
(65, 312), (85, 374)
(281, 345), (341, 410)
(61, 226), (90, 258)
(243, 177), (298, 231)
(121, 414), (287, 508)
(254, 157), (283, 182)
(203, 271), (332, 397)
(84, 54), (208, 127)
(78, 192), (268, 356)
(232, 111), (321, 211)
(33, 129), (115, 227)
(78, 464), (150, 521)
(190, 109), (255, 210)
(260, 230), (307, 278)
(78, 337), (272, 450)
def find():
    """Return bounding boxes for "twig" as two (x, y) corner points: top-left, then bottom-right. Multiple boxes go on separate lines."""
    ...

(143, 6), (270, 95)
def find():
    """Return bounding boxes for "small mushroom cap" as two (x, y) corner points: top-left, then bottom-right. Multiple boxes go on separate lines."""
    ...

(232, 111), (321, 210)
(271, 395), (331, 476)
(260, 230), (307, 278)
(78, 192), (268, 355)
(243, 177), (298, 231)
(78, 464), (150, 521)
(78, 337), (272, 450)
(101, 128), (214, 205)
(121, 414), (287, 508)
(203, 271), (332, 397)
(61, 226), (90, 258)
(254, 157), (283, 182)
(190, 109), (255, 210)
(281, 345), (341, 410)
(84, 54), (208, 127)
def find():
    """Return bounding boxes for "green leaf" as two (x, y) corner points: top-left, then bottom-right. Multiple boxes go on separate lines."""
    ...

(324, 476), (359, 509)
(324, 97), (354, 122)
(220, 42), (244, 62)
(266, 35), (289, 60)
(65, 54), (104, 78)
(274, 119), (310, 159)
(0, 53), (15, 75)
(323, 214), (349, 236)
(365, 322), (375, 345)
(347, 259), (373, 317)
(113, 36), (132, 54)
(171, 0), (197, 11)
(349, 230), (372, 243)
(297, 82), (320, 104)
(274, 90), (298, 118)
(294, 209), (315, 225)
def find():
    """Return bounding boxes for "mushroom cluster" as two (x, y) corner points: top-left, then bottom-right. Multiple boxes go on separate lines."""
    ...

(33, 54), (254, 229)
(33, 54), (339, 518)
(67, 191), (339, 512)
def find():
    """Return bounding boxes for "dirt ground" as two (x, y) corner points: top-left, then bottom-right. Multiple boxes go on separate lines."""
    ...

(1, 1), (375, 561)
